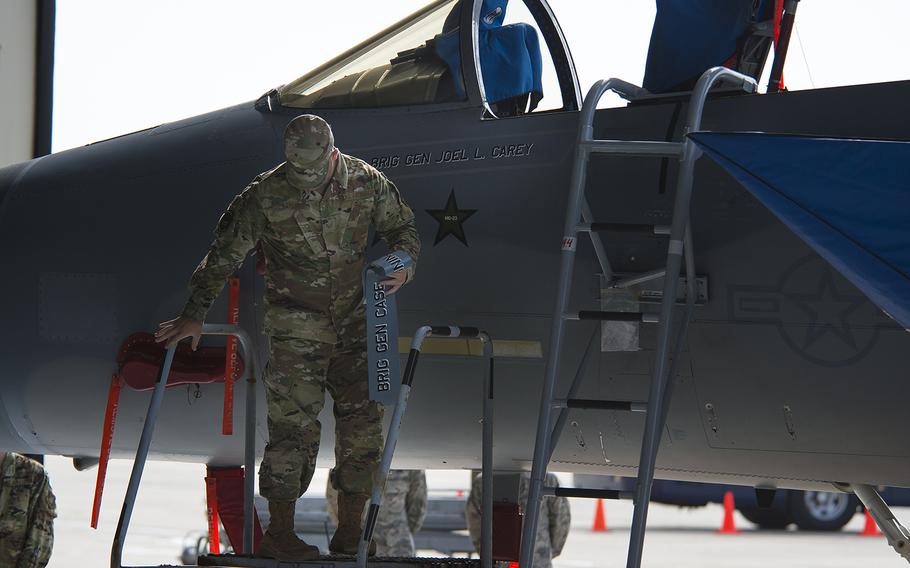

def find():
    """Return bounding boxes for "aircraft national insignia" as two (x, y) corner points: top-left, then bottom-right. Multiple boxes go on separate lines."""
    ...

(727, 255), (893, 367)
(426, 189), (477, 246)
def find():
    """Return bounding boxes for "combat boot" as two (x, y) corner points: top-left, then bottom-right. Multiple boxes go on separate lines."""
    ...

(329, 493), (377, 556)
(259, 500), (321, 561)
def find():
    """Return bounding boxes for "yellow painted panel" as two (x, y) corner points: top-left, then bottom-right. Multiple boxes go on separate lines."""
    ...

(397, 337), (543, 358)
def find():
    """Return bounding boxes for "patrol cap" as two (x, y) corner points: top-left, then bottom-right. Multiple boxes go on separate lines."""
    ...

(284, 114), (335, 188)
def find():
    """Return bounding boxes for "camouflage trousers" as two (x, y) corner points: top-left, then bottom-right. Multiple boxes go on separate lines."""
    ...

(259, 333), (384, 502)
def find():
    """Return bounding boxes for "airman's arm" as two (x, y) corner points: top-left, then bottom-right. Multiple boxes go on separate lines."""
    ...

(373, 174), (420, 284)
(180, 186), (264, 322)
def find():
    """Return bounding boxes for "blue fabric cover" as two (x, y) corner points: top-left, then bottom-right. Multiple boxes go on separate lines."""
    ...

(434, 0), (543, 109)
(643, 0), (754, 93)
(690, 131), (910, 330)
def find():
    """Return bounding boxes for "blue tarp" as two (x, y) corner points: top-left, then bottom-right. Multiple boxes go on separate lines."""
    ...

(643, 0), (755, 93)
(689, 131), (910, 329)
(435, 0), (543, 109)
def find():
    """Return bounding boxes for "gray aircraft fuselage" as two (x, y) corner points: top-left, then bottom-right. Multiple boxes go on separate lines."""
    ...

(1, 78), (908, 493)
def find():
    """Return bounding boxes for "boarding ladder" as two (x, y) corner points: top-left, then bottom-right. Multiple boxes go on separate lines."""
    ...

(518, 67), (758, 568)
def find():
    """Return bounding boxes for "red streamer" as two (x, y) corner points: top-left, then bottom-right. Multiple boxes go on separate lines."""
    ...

(205, 476), (221, 554)
(91, 374), (123, 528)
(223, 278), (240, 435)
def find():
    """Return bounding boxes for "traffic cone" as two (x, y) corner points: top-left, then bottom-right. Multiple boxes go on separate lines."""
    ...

(860, 510), (881, 536)
(592, 498), (608, 532)
(717, 491), (740, 534)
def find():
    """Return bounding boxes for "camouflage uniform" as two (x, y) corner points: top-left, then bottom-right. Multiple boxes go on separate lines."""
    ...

(326, 470), (428, 556)
(0, 453), (56, 568)
(181, 117), (420, 503)
(466, 472), (570, 568)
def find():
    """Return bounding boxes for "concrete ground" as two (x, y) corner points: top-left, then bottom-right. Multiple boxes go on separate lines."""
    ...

(43, 456), (908, 567)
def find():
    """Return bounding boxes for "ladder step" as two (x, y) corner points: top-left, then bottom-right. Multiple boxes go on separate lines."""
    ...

(553, 399), (647, 412)
(578, 223), (670, 235)
(569, 311), (659, 323)
(543, 487), (635, 500)
(581, 139), (684, 157)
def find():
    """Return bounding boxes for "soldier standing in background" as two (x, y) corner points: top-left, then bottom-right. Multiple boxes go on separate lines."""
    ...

(156, 114), (420, 562)
(0, 452), (56, 568)
(327, 469), (428, 557)
(466, 472), (570, 568)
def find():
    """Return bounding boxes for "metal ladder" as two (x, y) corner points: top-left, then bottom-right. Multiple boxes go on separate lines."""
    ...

(518, 67), (757, 568)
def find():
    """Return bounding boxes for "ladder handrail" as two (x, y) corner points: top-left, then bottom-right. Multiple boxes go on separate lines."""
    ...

(518, 66), (757, 568)
(626, 67), (755, 568)
(111, 324), (260, 568)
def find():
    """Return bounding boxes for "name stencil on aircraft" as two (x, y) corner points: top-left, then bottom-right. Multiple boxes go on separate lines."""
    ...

(369, 141), (534, 170)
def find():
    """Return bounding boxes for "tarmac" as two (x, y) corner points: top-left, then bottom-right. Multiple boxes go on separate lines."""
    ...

(43, 456), (909, 567)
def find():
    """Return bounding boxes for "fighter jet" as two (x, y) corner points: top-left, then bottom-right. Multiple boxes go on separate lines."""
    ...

(1, 0), (909, 564)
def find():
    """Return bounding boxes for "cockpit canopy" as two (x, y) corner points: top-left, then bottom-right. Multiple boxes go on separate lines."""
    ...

(278, 0), (577, 116)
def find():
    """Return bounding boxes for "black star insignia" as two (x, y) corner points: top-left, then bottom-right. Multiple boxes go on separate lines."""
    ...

(426, 189), (477, 246)
(785, 268), (865, 350)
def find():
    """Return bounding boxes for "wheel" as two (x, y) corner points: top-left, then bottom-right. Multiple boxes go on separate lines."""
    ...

(738, 505), (791, 529)
(789, 490), (858, 531)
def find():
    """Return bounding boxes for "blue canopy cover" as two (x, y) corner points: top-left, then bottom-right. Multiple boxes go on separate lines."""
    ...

(689, 132), (910, 329)
(643, 0), (778, 93)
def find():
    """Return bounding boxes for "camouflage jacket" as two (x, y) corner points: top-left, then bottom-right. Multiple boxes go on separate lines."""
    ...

(327, 470), (428, 557)
(181, 153), (420, 341)
(0, 453), (56, 568)
(466, 472), (570, 568)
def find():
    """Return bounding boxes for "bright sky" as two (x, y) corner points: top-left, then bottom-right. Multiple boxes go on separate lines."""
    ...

(52, 0), (910, 152)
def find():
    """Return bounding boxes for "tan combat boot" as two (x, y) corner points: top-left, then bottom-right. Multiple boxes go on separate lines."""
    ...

(259, 500), (320, 561)
(329, 493), (376, 556)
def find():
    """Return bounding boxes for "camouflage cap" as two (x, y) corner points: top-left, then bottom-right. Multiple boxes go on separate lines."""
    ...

(284, 114), (335, 189)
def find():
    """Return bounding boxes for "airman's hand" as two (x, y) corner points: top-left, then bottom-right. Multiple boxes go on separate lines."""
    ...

(155, 316), (202, 350)
(382, 270), (408, 295)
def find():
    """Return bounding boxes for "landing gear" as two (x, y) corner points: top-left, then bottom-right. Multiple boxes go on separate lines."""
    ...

(852, 484), (910, 563)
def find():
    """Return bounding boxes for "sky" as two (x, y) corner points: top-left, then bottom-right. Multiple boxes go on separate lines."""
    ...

(52, 0), (910, 152)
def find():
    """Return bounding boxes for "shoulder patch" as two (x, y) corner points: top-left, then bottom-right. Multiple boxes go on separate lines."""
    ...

(239, 164), (289, 205)
(340, 155), (376, 189)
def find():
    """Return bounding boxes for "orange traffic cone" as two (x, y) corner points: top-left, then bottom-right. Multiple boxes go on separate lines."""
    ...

(717, 491), (740, 534)
(860, 510), (881, 536)
(592, 498), (608, 532)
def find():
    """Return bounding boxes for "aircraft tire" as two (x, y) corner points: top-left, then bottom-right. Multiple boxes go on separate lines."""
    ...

(788, 490), (858, 531)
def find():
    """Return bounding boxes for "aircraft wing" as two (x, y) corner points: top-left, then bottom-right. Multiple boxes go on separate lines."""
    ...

(689, 131), (910, 330)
